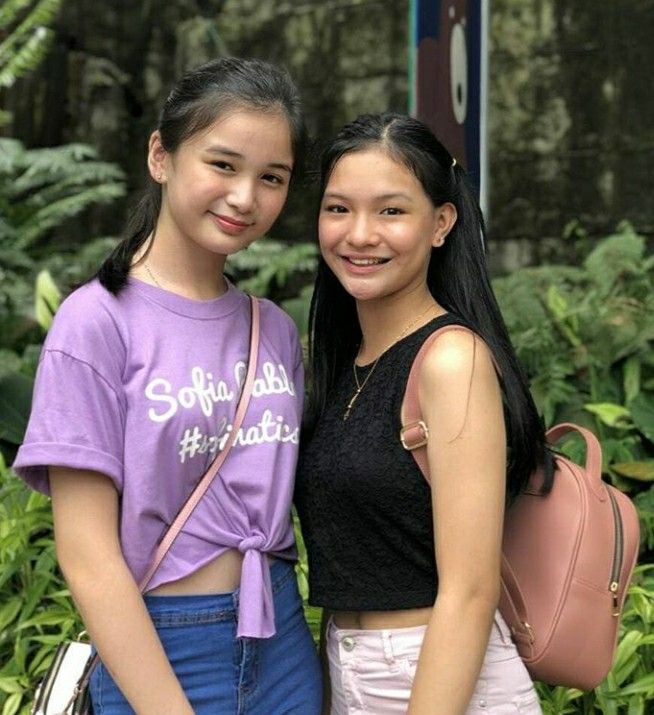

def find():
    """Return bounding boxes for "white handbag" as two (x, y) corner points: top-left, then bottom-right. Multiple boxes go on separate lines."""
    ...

(31, 641), (93, 715)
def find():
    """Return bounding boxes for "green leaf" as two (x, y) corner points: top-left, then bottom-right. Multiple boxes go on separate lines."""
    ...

(623, 355), (641, 403)
(1, 692), (22, 715)
(34, 269), (60, 330)
(0, 677), (23, 694)
(0, 598), (22, 631)
(584, 402), (632, 428)
(0, 372), (33, 444)
(612, 461), (654, 481)
(630, 393), (654, 442)
(605, 671), (654, 697)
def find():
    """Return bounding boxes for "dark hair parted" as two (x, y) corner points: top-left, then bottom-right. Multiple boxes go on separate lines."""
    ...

(98, 57), (306, 294)
(307, 113), (551, 502)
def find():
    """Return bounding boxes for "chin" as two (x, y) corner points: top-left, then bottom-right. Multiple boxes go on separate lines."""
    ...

(341, 283), (385, 302)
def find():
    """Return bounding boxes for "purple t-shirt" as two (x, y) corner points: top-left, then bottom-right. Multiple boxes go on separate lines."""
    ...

(13, 277), (303, 638)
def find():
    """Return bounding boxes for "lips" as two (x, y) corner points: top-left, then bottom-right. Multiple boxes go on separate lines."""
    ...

(209, 212), (255, 235)
(343, 255), (390, 266)
(339, 254), (391, 275)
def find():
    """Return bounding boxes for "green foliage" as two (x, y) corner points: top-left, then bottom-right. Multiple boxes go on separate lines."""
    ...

(0, 0), (62, 105)
(537, 566), (654, 714)
(495, 223), (654, 711)
(0, 138), (126, 252)
(0, 135), (124, 456)
(293, 512), (321, 646)
(0, 458), (83, 715)
(494, 223), (654, 496)
(226, 239), (318, 300)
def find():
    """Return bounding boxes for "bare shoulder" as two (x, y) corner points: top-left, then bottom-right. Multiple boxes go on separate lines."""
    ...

(419, 327), (497, 389)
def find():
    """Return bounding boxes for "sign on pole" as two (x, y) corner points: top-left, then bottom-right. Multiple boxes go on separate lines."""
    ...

(410, 0), (489, 213)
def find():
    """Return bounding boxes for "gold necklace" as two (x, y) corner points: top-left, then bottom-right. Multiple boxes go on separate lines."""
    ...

(343, 303), (437, 420)
(144, 261), (163, 289)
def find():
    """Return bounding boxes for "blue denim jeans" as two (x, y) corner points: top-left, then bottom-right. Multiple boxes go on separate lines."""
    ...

(90, 560), (322, 714)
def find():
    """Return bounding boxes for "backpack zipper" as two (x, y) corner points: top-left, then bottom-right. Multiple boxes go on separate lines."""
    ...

(607, 488), (624, 617)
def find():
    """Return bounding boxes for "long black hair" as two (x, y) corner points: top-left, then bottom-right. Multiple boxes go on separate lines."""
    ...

(307, 113), (550, 501)
(98, 57), (306, 294)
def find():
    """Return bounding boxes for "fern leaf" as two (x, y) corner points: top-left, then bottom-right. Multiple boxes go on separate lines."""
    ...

(16, 183), (126, 248)
(0, 0), (33, 30)
(0, 139), (25, 174)
(0, 25), (53, 87)
(0, 0), (61, 45)
(10, 161), (126, 199)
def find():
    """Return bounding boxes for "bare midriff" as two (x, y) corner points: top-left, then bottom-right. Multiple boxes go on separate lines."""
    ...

(332, 606), (433, 630)
(147, 549), (275, 596)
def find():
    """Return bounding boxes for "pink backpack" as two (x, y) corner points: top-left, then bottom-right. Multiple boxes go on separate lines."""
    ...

(400, 325), (641, 690)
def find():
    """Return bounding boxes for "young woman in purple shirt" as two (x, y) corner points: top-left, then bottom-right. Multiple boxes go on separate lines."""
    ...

(14, 58), (321, 714)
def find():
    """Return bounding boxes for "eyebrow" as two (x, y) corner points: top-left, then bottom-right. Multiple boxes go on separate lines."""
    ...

(323, 191), (413, 202)
(205, 145), (292, 174)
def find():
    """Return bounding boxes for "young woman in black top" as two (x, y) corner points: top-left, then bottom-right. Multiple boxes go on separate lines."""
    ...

(295, 114), (549, 714)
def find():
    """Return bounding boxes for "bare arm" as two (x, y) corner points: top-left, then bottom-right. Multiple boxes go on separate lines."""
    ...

(407, 332), (505, 715)
(49, 467), (194, 715)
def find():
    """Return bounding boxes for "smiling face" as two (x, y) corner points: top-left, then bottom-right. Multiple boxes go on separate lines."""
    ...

(151, 108), (294, 256)
(319, 147), (450, 303)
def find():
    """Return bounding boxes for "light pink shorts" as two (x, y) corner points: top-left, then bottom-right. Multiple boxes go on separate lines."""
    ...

(327, 610), (542, 714)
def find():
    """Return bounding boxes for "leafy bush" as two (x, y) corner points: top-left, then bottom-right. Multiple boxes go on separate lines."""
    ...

(0, 0), (63, 126)
(0, 135), (124, 463)
(495, 223), (654, 711)
(0, 456), (82, 715)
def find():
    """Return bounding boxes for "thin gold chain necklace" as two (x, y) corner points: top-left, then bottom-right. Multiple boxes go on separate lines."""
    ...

(144, 261), (163, 289)
(343, 303), (437, 420)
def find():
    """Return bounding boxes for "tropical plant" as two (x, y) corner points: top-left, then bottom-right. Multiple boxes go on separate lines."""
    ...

(0, 455), (83, 715)
(494, 223), (654, 497)
(494, 223), (654, 711)
(0, 0), (63, 125)
(536, 565), (654, 714)
(0, 136), (124, 463)
(226, 238), (318, 303)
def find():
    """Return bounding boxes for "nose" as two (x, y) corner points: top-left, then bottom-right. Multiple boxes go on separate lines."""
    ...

(226, 177), (256, 214)
(346, 213), (380, 248)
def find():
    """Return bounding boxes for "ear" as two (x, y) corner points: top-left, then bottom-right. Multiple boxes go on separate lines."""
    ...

(147, 130), (168, 184)
(431, 202), (457, 248)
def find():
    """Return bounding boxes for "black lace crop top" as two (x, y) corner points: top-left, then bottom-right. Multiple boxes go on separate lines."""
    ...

(295, 314), (466, 611)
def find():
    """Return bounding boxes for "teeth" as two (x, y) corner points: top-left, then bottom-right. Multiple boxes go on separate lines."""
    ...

(349, 257), (385, 266)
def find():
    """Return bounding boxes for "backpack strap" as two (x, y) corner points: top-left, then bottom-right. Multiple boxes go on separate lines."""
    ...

(400, 330), (603, 498)
(399, 324), (480, 482)
(399, 328), (607, 649)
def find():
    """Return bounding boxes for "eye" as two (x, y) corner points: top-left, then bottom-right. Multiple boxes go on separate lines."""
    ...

(211, 160), (235, 171)
(381, 207), (405, 216)
(323, 204), (348, 214)
(262, 173), (285, 186)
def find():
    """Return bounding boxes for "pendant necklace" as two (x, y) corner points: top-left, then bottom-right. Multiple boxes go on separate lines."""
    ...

(343, 303), (437, 420)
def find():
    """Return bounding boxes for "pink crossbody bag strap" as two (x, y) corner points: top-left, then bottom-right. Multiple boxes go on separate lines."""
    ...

(78, 294), (260, 692)
(138, 294), (260, 590)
